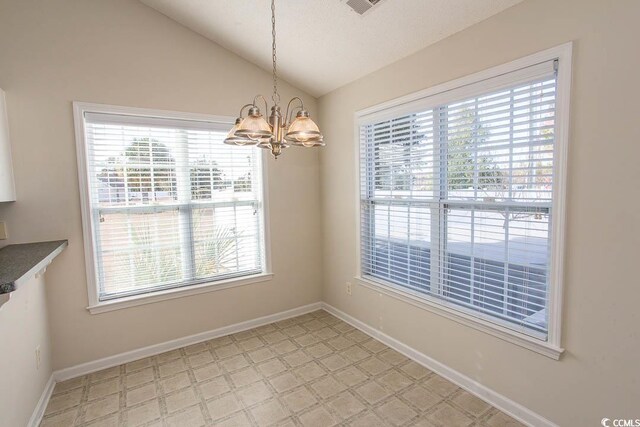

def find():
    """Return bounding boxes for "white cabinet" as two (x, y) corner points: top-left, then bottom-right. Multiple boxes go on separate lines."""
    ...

(0, 88), (16, 202)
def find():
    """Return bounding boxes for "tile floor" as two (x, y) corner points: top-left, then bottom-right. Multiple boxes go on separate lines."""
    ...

(41, 310), (525, 426)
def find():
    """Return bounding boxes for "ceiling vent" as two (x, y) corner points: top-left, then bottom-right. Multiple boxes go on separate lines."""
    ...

(346, 0), (382, 15)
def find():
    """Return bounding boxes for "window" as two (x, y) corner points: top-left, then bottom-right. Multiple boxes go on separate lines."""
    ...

(75, 104), (269, 310)
(358, 47), (570, 354)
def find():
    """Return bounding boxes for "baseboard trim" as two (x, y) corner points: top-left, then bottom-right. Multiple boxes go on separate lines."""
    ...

(321, 303), (557, 427)
(53, 302), (322, 382)
(28, 374), (55, 427)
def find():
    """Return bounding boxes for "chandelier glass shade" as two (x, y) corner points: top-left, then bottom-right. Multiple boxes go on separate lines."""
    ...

(224, 0), (323, 159)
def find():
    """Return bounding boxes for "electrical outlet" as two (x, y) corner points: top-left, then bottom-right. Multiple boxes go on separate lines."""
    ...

(0, 221), (7, 240)
(35, 346), (41, 370)
(346, 282), (352, 296)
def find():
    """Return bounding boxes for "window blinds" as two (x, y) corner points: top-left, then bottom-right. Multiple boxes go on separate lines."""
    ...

(360, 60), (557, 339)
(82, 112), (265, 301)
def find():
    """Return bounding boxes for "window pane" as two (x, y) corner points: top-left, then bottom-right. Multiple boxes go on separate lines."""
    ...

(362, 201), (432, 293)
(443, 207), (549, 333)
(83, 112), (265, 302)
(445, 79), (556, 204)
(365, 111), (436, 201)
(89, 126), (181, 207)
(98, 209), (184, 298)
(192, 205), (261, 279)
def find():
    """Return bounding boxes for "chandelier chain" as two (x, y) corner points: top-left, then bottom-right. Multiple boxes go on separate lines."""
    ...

(271, 0), (280, 105)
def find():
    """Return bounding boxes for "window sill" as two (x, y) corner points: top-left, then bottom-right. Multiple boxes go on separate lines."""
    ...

(354, 276), (564, 360)
(88, 272), (274, 314)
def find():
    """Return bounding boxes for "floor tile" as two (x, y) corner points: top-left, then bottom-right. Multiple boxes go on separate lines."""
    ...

(354, 380), (390, 405)
(187, 351), (214, 367)
(237, 381), (272, 406)
(269, 372), (302, 393)
(401, 385), (442, 410)
(164, 405), (206, 427)
(326, 390), (367, 420)
(305, 342), (333, 359)
(282, 349), (311, 367)
(299, 406), (339, 427)
(310, 375), (347, 399)
(53, 377), (86, 395)
(424, 375), (459, 397)
(45, 389), (84, 415)
(125, 383), (157, 407)
(198, 376), (231, 400)
(400, 360), (432, 380)
(348, 411), (387, 426)
(165, 388), (199, 414)
(183, 342), (208, 355)
(216, 411), (252, 427)
(378, 348), (409, 366)
(156, 349), (182, 364)
(159, 371), (191, 394)
(206, 394), (242, 421)
(485, 410), (526, 427)
(358, 357), (392, 376)
(294, 361), (326, 382)
(250, 399), (290, 425)
(427, 402), (474, 427)
(83, 394), (120, 422)
(125, 399), (161, 426)
(126, 367), (155, 389)
(158, 358), (187, 378)
(451, 390), (492, 417)
(89, 366), (121, 383)
(336, 365), (368, 387)
(341, 345), (371, 363)
(282, 387), (317, 413)
(219, 354), (250, 372)
(257, 358), (288, 377)
(377, 369), (413, 392)
(125, 358), (153, 373)
(247, 347), (276, 363)
(87, 378), (120, 401)
(375, 396), (418, 426)
(41, 408), (79, 426)
(238, 336), (264, 351)
(319, 353), (349, 371)
(229, 366), (261, 387)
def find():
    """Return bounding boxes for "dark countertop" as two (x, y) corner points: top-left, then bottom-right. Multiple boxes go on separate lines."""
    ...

(0, 240), (68, 294)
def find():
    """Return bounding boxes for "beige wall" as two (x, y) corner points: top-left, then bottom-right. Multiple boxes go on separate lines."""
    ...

(318, 0), (640, 425)
(0, 275), (53, 427)
(0, 0), (322, 370)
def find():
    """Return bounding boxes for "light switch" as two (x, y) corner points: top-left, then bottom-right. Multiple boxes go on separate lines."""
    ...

(0, 221), (7, 240)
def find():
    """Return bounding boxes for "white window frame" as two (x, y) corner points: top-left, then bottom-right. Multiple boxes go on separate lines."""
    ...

(354, 43), (572, 359)
(73, 102), (273, 314)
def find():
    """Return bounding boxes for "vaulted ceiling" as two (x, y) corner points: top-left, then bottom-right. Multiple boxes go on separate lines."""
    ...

(140, 0), (523, 97)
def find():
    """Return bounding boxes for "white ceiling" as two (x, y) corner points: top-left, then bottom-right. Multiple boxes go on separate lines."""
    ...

(140, 0), (523, 97)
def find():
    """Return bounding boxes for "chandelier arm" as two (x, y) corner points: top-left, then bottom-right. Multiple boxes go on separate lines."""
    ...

(252, 95), (270, 114)
(238, 103), (255, 118)
(284, 97), (304, 125)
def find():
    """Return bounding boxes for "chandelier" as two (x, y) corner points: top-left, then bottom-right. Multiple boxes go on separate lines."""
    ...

(224, 0), (324, 159)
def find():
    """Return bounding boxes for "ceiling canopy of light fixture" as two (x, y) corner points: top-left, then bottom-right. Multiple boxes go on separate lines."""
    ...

(224, 0), (324, 159)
